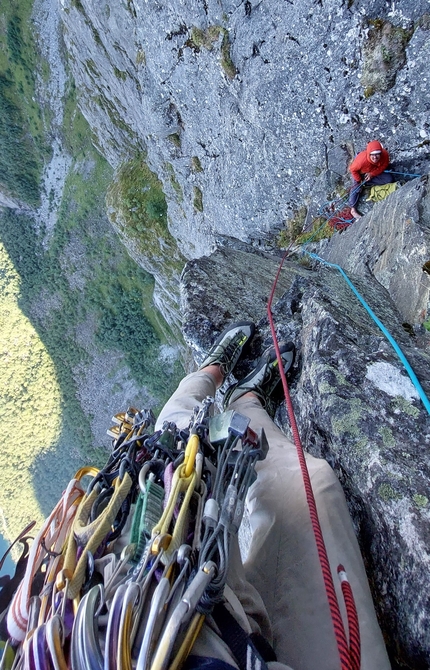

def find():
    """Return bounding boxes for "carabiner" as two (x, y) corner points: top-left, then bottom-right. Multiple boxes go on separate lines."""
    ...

(149, 561), (216, 670)
(183, 434), (199, 478)
(135, 577), (171, 670)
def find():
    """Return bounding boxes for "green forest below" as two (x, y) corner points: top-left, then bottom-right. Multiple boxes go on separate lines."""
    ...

(0, 1), (184, 536)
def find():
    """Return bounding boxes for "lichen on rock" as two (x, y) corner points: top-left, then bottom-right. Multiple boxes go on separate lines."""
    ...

(361, 18), (413, 96)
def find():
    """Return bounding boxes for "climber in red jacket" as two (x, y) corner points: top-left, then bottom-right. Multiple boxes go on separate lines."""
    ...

(348, 140), (393, 219)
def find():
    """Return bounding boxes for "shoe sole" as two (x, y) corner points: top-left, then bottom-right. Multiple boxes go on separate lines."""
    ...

(198, 321), (255, 371)
(223, 341), (295, 407)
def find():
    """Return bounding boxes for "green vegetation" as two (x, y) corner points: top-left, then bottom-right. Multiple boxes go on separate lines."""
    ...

(0, 4), (185, 544)
(136, 49), (146, 66)
(0, 241), (63, 536)
(331, 399), (363, 438)
(86, 59), (100, 77)
(297, 219), (334, 245)
(187, 25), (237, 79)
(193, 186), (203, 212)
(0, 97), (184, 527)
(391, 396), (420, 417)
(220, 30), (237, 79)
(114, 67), (127, 81)
(277, 206), (307, 247)
(378, 426), (396, 447)
(107, 154), (185, 273)
(94, 92), (136, 138)
(165, 162), (183, 202)
(378, 482), (401, 502)
(189, 26), (222, 51)
(168, 132), (181, 148)
(413, 494), (428, 508)
(361, 19), (413, 95)
(191, 156), (203, 173)
(278, 208), (334, 248)
(0, 2), (50, 204)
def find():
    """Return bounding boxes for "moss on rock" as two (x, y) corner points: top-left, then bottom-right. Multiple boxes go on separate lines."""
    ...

(361, 19), (413, 94)
(106, 154), (184, 273)
(193, 186), (203, 212)
(186, 25), (237, 79)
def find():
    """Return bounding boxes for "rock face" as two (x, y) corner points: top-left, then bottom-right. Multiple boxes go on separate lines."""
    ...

(180, 186), (430, 669)
(59, 0), (430, 263)
(322, 176), (430, 326)
(0, 189), (30, 211)
(180, 246), (299, 361)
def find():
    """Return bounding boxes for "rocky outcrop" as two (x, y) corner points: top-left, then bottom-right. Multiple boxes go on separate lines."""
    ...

(180, 186), (430, 668)
(0, 188), (30, 211)
(321, 175), (430, 326)
(180, 247), (300, 362)
(59, 0), (430, 267)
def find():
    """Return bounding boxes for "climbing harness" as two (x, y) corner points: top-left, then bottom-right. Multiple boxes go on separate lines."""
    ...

(0, 401), (268, 670)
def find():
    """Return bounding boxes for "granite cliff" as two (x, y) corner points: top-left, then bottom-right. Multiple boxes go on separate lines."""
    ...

(58, 0), (430, 330)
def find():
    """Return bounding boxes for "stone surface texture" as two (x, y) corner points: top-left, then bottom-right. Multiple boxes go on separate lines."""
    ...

(59, 0), (430, 265)
(322, 176), (430, 325)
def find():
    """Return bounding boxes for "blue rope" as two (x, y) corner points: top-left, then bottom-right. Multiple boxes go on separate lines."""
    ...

(318, 183), (362, 218)
(302, 251), (430, 415)
(384, 170), (421, 178)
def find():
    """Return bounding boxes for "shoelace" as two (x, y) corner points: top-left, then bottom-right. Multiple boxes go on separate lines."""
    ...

(217, 331), (247, 376)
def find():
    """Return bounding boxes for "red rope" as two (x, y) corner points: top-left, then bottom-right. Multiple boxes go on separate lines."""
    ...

(327, 206), (354, 231)
(338, 566), (361, 670)
(267, 250), (352, 670)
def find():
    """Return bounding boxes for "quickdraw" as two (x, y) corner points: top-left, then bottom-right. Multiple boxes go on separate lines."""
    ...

(0, 399), (267, 670)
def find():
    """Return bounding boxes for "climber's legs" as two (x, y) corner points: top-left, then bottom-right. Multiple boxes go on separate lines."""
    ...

(156, 370), (390, 670)
(348, 171), (394, 218)
(229, 393), (390, 670)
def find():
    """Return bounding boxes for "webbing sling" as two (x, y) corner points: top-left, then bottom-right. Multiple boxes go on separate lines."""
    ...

(211, 603), (276, 670)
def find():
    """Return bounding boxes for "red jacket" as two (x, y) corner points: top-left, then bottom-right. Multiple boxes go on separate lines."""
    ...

(349, 140), (390, 182)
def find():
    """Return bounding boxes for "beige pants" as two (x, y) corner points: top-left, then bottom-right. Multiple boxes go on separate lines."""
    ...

(156, 371), (391, 670)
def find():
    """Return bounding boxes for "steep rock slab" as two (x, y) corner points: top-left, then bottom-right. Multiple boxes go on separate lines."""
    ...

(180, 247), (306, 363)
(181, 247), (430, 669)
(321, 176), (430, 325)
(278, 271), (430, 670)
(59, 0), (430, 262)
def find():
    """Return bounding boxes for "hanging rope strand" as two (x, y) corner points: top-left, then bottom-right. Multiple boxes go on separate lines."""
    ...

(267, 251), (352, 670)
(303, 252), (430, 416)
(338, 565), (361, 670)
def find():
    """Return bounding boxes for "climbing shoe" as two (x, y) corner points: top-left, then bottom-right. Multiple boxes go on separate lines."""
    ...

(198, 321), (255, 377)
(223, 341), (295, 409)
